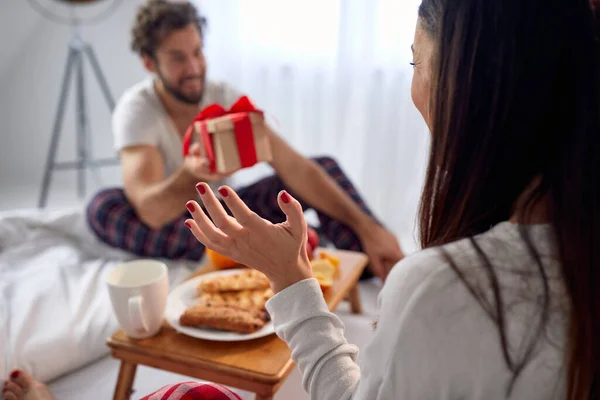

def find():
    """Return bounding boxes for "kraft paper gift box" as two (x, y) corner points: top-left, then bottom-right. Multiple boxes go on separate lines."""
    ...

(182, 96), (273, 175)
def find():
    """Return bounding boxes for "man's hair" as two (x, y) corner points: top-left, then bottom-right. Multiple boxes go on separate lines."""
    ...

(131, 0), (207, 58)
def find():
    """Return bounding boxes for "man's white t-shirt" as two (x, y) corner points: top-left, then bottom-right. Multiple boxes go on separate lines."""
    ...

(112, 78), (242, 185)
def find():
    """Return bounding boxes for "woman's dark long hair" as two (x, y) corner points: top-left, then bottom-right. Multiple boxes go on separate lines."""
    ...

(418, 0), (600, 398)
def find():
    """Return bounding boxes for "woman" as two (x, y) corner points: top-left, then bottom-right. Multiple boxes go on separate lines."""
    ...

(180, 0), (598, 398)
(4, 0), (599, 399)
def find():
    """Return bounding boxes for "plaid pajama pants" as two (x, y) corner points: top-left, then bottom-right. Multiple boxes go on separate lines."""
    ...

(87, 156), (375, 278)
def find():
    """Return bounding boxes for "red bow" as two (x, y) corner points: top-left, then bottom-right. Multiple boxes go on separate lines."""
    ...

(182, 96), (263, 172)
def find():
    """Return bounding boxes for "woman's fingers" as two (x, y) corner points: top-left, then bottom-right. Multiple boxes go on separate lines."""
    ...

(216, 185), (262, 228)
(185, 199), (231, 247)
(184, 219), (229, 255)
(277, 191), (307, 238)
(194, 183), (242, 236)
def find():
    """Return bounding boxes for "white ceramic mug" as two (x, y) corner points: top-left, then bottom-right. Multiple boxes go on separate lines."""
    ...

(106, 260), (169, 339)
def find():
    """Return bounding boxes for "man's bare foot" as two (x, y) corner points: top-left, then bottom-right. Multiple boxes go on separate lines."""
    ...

(3, 370), (54, 400)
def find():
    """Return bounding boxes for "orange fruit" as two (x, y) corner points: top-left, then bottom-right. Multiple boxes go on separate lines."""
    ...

(311, 259), (337, 290)
(314, 273), (334, 290)
(319, 252), (341, 269)
(206, 248), (238, 269)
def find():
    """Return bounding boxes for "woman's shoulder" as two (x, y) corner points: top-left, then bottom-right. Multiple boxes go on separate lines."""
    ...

(382, 245), (460, 312)
(374, 224), (564, 399)
(384, 221), (559, 315)
(390, 222), (556, 278)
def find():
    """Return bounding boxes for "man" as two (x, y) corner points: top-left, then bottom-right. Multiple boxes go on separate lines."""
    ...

(86, 0), (403, 280)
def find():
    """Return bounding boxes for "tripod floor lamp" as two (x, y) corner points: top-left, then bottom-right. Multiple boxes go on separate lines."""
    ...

(27, 0), (123, 208)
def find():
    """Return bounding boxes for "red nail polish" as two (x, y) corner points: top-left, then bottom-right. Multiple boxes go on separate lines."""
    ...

(10, 370), (19, 379)
(186, 203), (195, 213)
(218, 188), (228, 197)
(281, 191), (290, 204)
(196, 183), (206, 195)
(184, 221), (192, 229)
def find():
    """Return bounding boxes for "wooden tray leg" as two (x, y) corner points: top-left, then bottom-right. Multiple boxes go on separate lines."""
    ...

(348, 284), (363, 315)
(255, 384), (276, 400)
(113, 361), (137, 400)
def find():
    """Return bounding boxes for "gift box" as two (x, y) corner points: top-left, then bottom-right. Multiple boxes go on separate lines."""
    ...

(182, 96), (273, 175)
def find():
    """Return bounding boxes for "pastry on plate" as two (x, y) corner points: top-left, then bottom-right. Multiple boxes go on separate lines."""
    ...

(197, 288), (274, 309)
(179, 304), (269, 334)
(197, 269), (270, 293)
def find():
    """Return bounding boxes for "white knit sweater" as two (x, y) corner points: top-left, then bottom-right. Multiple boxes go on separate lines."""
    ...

(266, 222), (567, 399)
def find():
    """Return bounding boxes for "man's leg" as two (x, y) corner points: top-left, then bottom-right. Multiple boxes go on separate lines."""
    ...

(86, 188), (205, 260)
(236, 156), (376, 279)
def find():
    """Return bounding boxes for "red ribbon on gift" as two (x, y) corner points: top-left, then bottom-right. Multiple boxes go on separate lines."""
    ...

(182, 96), (263, 173)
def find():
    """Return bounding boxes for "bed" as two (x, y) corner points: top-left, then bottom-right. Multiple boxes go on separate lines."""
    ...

(0, 207), (380, 399)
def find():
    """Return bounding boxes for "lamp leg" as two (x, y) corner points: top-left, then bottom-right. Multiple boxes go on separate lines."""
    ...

(85, 43), (118, 188)
(75, 49), (87, 199)
(84, 44), (116, 111)
(38, 49), (77, 208)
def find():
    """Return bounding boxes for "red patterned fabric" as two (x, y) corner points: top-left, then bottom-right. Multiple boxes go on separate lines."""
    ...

(140, 382), (243, 400)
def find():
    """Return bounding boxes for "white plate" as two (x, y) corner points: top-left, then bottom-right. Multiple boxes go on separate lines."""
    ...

(165, 268), (275, 342)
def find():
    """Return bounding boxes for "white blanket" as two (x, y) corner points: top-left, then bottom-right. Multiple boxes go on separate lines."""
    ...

(0, 207), (196, 382)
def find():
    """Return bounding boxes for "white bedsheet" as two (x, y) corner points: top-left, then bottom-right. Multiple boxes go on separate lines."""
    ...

(0, 207), (196, 383)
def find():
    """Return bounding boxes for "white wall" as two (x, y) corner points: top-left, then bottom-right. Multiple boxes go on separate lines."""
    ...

(0, 0), (146, 193)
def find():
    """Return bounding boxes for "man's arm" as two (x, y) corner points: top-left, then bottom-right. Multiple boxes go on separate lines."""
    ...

(267, 128), (376, 234)
(120, 145), (198, 229)
(266, 127), (404, 279)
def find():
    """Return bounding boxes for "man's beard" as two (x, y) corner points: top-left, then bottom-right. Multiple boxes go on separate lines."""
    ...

(157, 69), (205, 105)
